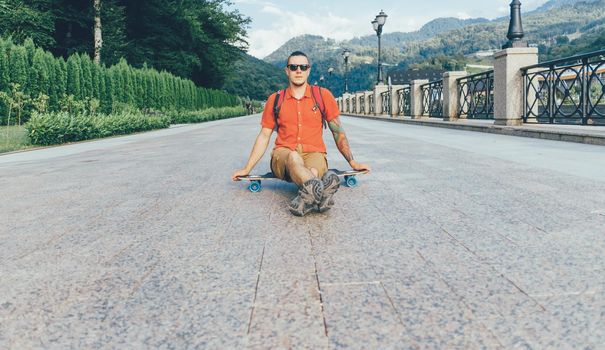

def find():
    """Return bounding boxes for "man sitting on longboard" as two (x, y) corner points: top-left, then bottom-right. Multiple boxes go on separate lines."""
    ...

(231, 51), (370, 216)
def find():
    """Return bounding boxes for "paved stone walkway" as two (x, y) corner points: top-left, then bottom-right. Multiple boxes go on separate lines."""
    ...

(1, 115), (604, 349)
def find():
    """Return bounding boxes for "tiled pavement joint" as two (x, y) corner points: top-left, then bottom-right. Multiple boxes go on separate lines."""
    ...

(247, 244), (265, 335)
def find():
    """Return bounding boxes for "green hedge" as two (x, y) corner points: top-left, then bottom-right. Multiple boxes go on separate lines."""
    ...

(0, 37), (240, 124)
(168, 106), (246, 124)
(26, 111), (170, 145)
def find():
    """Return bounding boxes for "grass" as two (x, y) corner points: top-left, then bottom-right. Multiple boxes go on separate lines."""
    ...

(0, 125), (34, 154)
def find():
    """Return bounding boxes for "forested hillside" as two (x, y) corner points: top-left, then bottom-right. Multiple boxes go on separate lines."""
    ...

(264, 0), (605, 96)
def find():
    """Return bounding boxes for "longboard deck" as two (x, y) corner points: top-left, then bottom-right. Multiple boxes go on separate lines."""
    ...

(237, 168), (368, 192)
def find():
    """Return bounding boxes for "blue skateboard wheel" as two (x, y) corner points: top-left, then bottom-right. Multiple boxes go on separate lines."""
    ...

(345, 176), (357, 187)
(249, 181), (262, 193)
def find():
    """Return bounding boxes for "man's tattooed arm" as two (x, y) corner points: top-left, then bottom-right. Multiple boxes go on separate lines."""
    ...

(328, 117), (353, 163)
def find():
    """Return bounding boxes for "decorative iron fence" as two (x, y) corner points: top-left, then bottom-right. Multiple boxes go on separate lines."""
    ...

(368, 94), (375, 114)
(421, 80), (443, 117)
(397, 86), (411, 116)
(359, 95), (365, 114)
(521, 49), (605, 125)
(381, 91), (391, 115)
(457, 70), (494, 119)
(351, 96), (357, 114)
(345, 97), (350, 113)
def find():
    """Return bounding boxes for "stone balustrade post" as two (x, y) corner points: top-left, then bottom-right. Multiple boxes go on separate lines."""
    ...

(374, 84), (388, 116)
(410, 79), (428, 119)
(390, 85), (405, 117)
(494, 47), (538, 126)
(442, 71), (467, 121)
(342, 93), (351, 114)
(363, 91), (372, 115)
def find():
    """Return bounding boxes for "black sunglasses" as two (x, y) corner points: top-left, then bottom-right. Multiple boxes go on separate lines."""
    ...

(287, 64), (310, 72)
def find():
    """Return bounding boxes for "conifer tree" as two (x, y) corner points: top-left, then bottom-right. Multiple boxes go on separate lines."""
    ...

(66, 54), (82, 100)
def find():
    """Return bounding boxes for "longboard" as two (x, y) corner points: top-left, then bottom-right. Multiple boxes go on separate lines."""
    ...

(236, 169), (368, 193)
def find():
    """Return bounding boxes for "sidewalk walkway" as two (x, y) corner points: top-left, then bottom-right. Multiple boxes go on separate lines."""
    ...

(345, 114), (605, 145)
(1, 115), (604, 349)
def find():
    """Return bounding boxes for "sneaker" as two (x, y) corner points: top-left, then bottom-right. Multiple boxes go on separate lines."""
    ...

(318, 171), (340, 213)
(289, 178), (324, 217)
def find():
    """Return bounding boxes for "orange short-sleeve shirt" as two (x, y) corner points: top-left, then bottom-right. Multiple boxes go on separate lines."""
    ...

(261, 85), (339, 153)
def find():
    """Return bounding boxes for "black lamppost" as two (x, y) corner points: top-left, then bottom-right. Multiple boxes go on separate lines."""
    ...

(342, 49), (350, 93)
(372, 10), (387, 84)
(503, 0), (527, 49)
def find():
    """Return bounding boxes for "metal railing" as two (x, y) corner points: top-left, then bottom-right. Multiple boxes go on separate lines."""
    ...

(368, 94), (375, 114)
(345, 97), (350, 113)
(397, 86), (411, 116)
(421, 80), (443, 117)
(521, 49), (605, 125)
(457, 70), (494, 119)
(381, 91), (391, 114)
(359, 95), (365, 114)
(351, 96), (357, 114)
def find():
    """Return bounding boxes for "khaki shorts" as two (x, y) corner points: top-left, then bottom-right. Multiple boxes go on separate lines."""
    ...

(271, 145), (328, 182)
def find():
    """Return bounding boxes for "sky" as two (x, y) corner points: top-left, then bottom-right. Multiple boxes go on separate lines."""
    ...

(230, 0), (551, 59)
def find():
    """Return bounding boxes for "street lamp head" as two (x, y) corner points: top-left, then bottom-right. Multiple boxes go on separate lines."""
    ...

(376, 10), (387, 26)
(371, 19), (379, 32)
(342, 49), (350, 59)
(328, 67), (334, 75)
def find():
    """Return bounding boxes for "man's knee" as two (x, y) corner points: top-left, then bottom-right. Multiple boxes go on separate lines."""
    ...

(286, 151), (302, 166)
(309, 167), (319, 177)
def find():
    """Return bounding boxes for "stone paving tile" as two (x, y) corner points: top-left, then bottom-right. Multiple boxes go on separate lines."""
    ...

(321, 283), (411, 349)
(247, 280), (328, 349)
(383, 280), (504, 349)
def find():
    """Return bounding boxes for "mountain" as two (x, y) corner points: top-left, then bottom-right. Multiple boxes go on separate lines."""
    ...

(347, 17), (490, 48)
(533, 0), (600, 13)
(223, 53), (287, 101)
(260, 0), (605, 96)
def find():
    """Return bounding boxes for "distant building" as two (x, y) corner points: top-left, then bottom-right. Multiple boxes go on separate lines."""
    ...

(472, 49), (498, 58)
(387, 68), (446, 85)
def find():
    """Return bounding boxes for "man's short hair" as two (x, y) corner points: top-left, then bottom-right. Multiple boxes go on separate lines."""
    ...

(287, 51), (309, 65)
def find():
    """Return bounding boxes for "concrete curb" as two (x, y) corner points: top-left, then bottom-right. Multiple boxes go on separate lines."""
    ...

(343, 114), (605, 146)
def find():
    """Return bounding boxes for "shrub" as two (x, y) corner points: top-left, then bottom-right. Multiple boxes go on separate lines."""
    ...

(26, 111), (169, 145)
(168, 106), (246, 124)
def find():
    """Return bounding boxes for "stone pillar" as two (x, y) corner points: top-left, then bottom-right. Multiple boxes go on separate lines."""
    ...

(342, 93), (351, 114)
(390, 85), (405, 117)
(442, 71), (467, 121)
(493, 47), (538, 126)
(363, 91), (372, 115)
(355, 92), (363, 114)
(374, 84), (388, 116)
(410, 79), (428, 119)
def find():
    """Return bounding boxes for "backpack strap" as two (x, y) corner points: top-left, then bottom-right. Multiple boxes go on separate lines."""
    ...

(272, 90), (285, 131)
(310, 85), (327, 129)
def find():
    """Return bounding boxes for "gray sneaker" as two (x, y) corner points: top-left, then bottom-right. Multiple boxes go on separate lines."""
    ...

(318, 170), (340, 213)
(289, 178), (324, 216)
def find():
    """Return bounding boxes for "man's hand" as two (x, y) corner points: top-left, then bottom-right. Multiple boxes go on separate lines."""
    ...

(349, 160), (371, 172)
(232, 168), (250, 181)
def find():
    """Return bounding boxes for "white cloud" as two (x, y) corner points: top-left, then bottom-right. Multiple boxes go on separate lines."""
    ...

(261, 5), (282, 16)
(456, 12), (471, 20)
(248, 7), (361, 58)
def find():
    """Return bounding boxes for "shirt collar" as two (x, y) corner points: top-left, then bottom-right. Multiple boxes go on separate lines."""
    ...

(285, 84), (312, 100)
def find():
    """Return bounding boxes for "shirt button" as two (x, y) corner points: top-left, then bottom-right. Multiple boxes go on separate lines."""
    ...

(298, 124), (302, 127)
